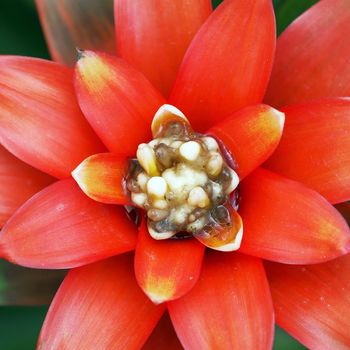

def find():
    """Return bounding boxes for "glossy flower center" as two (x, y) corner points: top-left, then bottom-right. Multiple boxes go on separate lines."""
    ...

(126, 104), (242, 247)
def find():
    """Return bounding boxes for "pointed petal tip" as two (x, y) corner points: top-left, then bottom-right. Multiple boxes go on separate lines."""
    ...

(76, 47), (85, 61)
(71, 153), (129, 205)
(143, 284), (176, 305)
(211, 225), (243, 252)
(271, 108), (285, 130)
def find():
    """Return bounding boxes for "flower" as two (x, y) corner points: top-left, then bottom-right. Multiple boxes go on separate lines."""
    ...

(0, 0), (350, 349)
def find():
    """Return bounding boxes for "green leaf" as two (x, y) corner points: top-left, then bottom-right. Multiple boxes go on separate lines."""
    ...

(0, 260), (65, 306)
(274, 326), (307, 350)
(0, 306), (48, 350)
(0, 0), (49, 58)
(273, 0), (319, 35)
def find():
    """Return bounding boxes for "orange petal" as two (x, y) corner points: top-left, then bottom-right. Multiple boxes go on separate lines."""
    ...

(38, 254), (165, 349)
(142, 312), (183, 350)
(0, 178), (137, 269)
(0, 56), (105, 178)
(265, 0), (350, 107)
(239, 168), (350, 264)
(169, 0), (275, 131)
(36, 0), (115, 66)
(209, 104), (285, 179)
(75, 51), (165, 155)
(266, 254), (350, 349)
(72, 152), (129, 205)
(266, 98), (350, 204)
(134, 219), (204, 304)
(168, 252), (274, 349)
(115, 0), (212, 97)
(0, 145), (54, 228)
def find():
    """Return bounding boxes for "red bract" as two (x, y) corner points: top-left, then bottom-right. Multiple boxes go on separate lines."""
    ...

(0, 0), (350, 349)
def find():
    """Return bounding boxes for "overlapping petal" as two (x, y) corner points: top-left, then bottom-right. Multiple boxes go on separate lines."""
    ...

(36, 0), (115, 66)
(168, 252), (274, 349)
(265, 98), (350, 204)
(266, 254), (350, 349)
(72, 152), (129, 205)
(169, 0), (275, 131)
(38, 254), (165, 349)
(0, 56), (105, 178)
(135, 220), (204, 304)
(0, 179), (137, 269)
(0, 145), (54, 228)
(239, 169), (350, 264)
(142, 312), (183, 350)
(265, 0), (350, 106)
(75, 51), (165, 155)
(115, 0), (212, 97)
(209, 104), (284, 179)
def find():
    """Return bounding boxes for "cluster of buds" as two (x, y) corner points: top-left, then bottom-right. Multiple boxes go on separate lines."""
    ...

(126, 105), (241, 250)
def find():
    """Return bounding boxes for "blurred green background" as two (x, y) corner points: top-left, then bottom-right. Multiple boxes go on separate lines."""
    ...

(0, 0), (318, 349)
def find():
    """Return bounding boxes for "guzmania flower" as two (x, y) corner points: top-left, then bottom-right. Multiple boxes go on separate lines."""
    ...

(1, 0), (350, 349)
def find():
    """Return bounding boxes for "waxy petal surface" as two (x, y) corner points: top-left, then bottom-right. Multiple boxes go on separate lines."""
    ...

(0, 179), (137, 269)
(36, 0), (115, 66)
(115, 0), (211, 97)
(209, 104), (284, 179)
(265, 0), (350, 106)
(266, 254), (350, 350)
(135, 220), (204, 304)
(266, 98), (350, 204)
(38, 255), (165, 349)
(0, 145), (53, 228)
(75, 51), (165, 155)
(169, 0), (275, 131)
(239, 169), (350, 264)
(72, 153), (129, 205)
(142, 312), (183, 350)
(168, 252), (274, 350)
(0, 56), (104, 178)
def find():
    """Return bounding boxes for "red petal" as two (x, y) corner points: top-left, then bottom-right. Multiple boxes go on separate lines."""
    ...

(115, 0), (212, 97)
(75, 51), (165, 155)
(0, 145), (54, 228)
(134, 219), (204, 304)
(36, 0), (115, 66)
(265, 98), (350, 204)
(142, 312), (183, 350)
(168, 252), (274, 349)
(265, 0), (350, 107)
(0, 178), (137, 269)
(239, 168), (350, 264)
(169, 0), (275, 131)
(209, 104), (285, 179)
(38, 254), (165, 349)
(266, 254), (350, 349)
(72, 152), (129, 205)
(0, 56), (104, 178)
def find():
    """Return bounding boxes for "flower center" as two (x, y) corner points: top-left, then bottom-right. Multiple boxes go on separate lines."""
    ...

(126, 104), (242, 251)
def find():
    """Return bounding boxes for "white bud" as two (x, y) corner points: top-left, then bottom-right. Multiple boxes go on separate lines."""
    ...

(179, 141), (201, 161)
(201, 136), (219, 151)
(225, 169), (240, 194)
(131, 192), (147, 208)
(188, 187), (210, 208)
(206, 152), (223, 177)
(147, 222), (175, 240)
(153, 199), (169, 209)
(147, 176), (167, 198)
(136, 143), (159, 176)
(137, 172), (149, 192)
